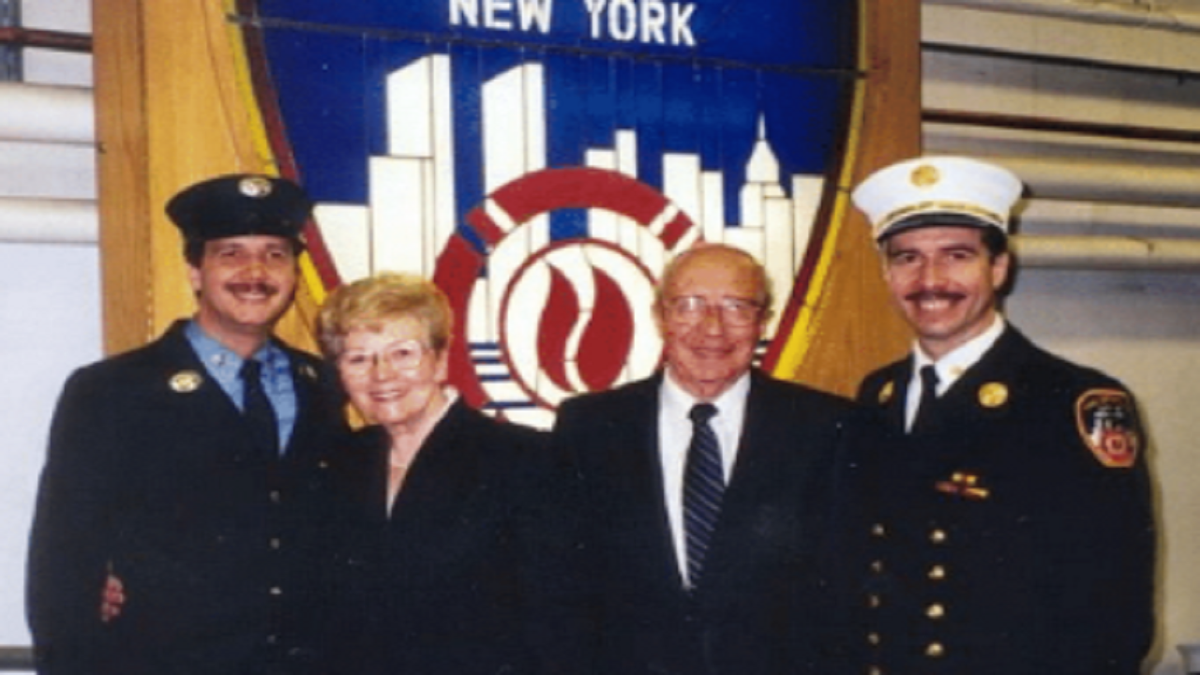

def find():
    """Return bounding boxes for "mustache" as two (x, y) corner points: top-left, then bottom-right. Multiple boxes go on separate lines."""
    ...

(905, 290), (964, 303)
(226, 281), (280, 297)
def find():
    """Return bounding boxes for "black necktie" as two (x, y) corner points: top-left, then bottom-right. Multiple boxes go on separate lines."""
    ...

(683, 402), (723, 587)
(240, 359), (279, 457)
(911, 365), (940, 434)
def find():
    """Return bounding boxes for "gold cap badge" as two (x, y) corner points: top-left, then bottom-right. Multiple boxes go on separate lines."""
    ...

(239, 176), (273, 198)
(910, 164), (941, 188)
(978, 382), (1008, 408)
(169, 370), (203, 393)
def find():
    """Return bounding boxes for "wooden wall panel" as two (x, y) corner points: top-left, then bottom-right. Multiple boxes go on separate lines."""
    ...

(771, 0), (918, 396)
(94, 0), (318, 355)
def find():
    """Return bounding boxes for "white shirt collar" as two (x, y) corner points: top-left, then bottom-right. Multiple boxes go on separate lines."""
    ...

(660, 368), (751, 426)
(912, 313), (1006, 394)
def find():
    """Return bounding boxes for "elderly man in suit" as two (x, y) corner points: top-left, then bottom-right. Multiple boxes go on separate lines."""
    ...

(552, 243), (852, 675)
(828, 156), (1155, 673)
(26, 175), (348, 675)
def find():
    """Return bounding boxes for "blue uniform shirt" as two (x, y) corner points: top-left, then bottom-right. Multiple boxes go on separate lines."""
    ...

(184, 320), (298, 453)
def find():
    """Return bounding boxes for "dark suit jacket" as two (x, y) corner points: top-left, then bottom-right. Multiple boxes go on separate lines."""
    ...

(322, 399), (582, 675)
(827, 326), (1155, 674)
(552, 370), (852, 675)
(26, 320), (348, 675)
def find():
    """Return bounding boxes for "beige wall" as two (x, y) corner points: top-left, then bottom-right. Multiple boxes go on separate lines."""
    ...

(1009, 270), (1200, 673)
(925, 2), (1200, 672)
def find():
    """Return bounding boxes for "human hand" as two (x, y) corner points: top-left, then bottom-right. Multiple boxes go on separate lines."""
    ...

(99, 574), (125, 623)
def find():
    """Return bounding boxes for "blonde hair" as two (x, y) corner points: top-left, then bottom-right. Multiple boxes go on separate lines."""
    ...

(317, 272), (453, 360)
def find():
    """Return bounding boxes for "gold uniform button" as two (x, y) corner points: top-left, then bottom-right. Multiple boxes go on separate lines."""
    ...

(269, 538), (282, 550)
(867, 632), (881, 646)
(269, 586), (283, 596)
(867, 594), (882, 609)
(870, 560), (885, 574)
(868, 666), (883, 675)
(926, 603), (946, 619)
(928, 564), (947, 580)
(871, 523), (887, 537)
(926, 642), (945, 658)
(929, 529), (948, 544)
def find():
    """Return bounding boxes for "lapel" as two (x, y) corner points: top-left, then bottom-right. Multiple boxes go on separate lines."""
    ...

(879, 357), (915, 435)
(155, 321), (250, 436)
(387, 400), (484, 544)
(933, 326), (1026, 444)
(691, 372), (798, 593)
(725, 371), (780, 498)
(157, 321), (327, 463)
(612, 374), (687, 591)
(887, 327), (1028, 475)
(280, 344), (324, 458)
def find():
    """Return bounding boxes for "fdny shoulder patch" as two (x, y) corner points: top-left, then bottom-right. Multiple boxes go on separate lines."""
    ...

(1075, 388), (1141, 469)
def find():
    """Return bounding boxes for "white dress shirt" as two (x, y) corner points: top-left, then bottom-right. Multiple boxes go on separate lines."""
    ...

(657, 369), (750, 584)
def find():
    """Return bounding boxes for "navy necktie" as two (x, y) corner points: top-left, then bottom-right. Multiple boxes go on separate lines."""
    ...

(911, 365), (940, 434)
(240, 359), (279, 457)
(683, 402), (723, 587)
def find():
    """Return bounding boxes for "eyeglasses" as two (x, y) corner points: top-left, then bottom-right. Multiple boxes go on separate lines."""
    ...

(664, 296), (764, 327)
(338, 340), (428, 377)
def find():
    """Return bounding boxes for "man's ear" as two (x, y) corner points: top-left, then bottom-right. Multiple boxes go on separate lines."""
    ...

(991, 251), (1012, 291)
(187, 263), (203, 294)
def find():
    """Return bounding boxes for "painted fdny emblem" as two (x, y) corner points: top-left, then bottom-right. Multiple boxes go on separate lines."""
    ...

(243, 1), (856, 427)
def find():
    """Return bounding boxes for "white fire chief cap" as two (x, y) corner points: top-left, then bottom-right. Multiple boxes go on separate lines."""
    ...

(851, 156), (1023, 242)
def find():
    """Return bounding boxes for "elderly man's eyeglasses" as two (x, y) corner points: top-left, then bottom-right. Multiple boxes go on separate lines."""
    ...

(665, 296), (763, 327)
(339, 340), (427, 377)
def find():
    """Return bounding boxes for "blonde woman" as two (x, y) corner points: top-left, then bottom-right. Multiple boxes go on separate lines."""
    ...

(316, 272), (583, 675)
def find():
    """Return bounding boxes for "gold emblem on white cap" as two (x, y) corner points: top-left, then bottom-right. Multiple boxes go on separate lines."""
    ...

(169, 370), (203, 393)
(910, 164), (940, 188)
(851, 156), (1024, 241)
(239, 176), (273, 198)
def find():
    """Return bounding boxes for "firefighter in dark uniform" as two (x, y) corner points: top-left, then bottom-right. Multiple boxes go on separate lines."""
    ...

(827, 156), (1155, 674)
(27, 175), (349, 675)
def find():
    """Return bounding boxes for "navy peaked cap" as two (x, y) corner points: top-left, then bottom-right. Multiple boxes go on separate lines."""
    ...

(166, 174), (312, 244)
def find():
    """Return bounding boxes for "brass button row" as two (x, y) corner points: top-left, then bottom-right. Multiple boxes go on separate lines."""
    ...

(868, 524), (948, 544)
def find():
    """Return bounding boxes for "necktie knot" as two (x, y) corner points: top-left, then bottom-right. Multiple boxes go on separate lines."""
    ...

(240, 358), (263, 383)
(919, 365), (939, 396)
(689, 402), (718, 426)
